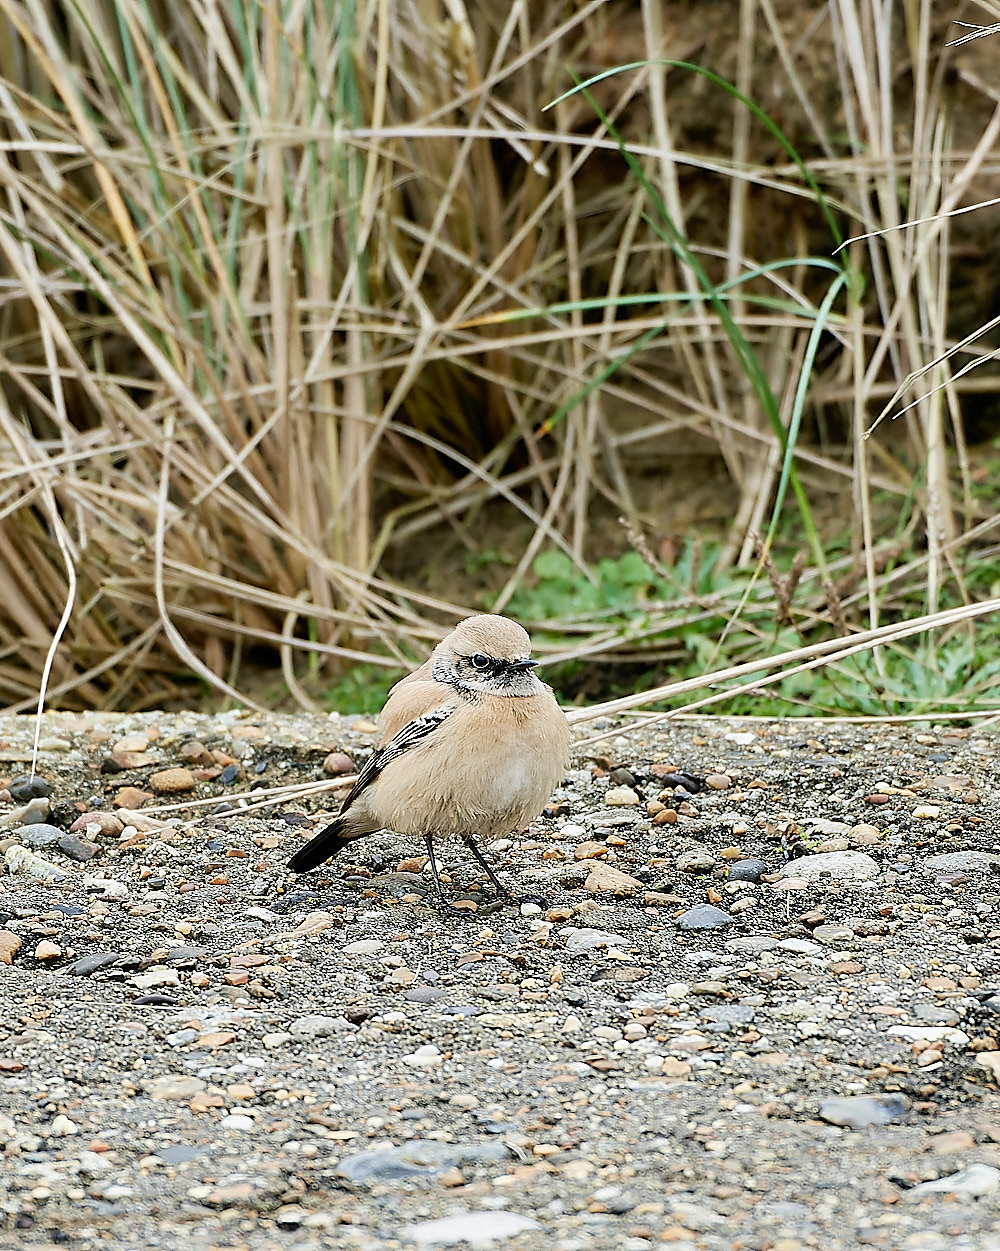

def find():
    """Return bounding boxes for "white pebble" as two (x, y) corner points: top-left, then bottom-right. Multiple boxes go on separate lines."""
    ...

(219, 1114), (256, 1132)
(402, 1044), (443, 1069)
(558, 824), (587, 840)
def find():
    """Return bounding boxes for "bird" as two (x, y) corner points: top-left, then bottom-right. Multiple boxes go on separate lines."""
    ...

(287, 614), (571, 914)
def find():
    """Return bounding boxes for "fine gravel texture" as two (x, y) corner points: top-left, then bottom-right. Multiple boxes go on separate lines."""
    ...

(2, 709), (1000, 1251)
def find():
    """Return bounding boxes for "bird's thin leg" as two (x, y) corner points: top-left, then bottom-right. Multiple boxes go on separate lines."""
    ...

(423, 833), (475, 917)
(461, 834), (545, 910)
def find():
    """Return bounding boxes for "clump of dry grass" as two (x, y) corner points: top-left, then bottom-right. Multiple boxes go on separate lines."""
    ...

(0, 0), (998, 714)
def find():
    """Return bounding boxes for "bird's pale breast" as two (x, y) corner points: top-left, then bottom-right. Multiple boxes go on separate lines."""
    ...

(355, 690), (569, 838)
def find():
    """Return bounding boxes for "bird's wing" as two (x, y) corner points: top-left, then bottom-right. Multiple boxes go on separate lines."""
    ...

(338, 699), (457, 818)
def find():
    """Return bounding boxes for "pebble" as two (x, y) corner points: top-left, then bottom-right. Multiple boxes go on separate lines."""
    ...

(0, 796), (50, 826)
(131, 967), (180, 990)
(584, 863), (643, 894)
(69, 811), (124, 838)
(725, 936), (779, 954)
(68, 952), (121, 976)
(49, 1115), (79, 1137)
(700, 1004), (755, 1025)
(149, 767), (197, 794)
(5, 845), (67, 879)
(776, 850), (879, 881)
(401, 1210), (540, 1245)
(218, 1114), (256, 1132)
(335, 1140), (510, 1183)
(604, 786), (640, 806)
(574, 841), (609, 860)
(403, 1044), (443, 1068)
(704, 773), (731, 789)
(145, 1077), (206, 1101)
(7, 775), (54, 802)
(906, 1164), (1000, 1199)
(563, 927), (623, 952)
(886, 1025), (969, 1046)
(323, 751), (356, 775)
(12, 822), (64, 847)
(402, 987), (446, 1003)
(676, 847), (715, 873)
(57, 834), (101, 861)
(818, 1094), (908, 1128)
(727, 858), (767, 883)
(288, 1014), (358, 1038)
(923, 850), (1000, 872)
(33, 940), (62, 960)
(677, 904), (734, 930)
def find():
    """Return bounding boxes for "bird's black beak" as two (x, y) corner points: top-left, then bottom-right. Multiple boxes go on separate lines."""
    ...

(511, 658), (539, 671)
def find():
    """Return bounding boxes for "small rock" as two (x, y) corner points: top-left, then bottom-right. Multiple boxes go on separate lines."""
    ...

(923, 851), (1000, 873)
(584, 863), (643, 895)
(403, 1044), (443, 1069)
(67, 952), (121, 976)
(323, 751), (356, 776)
(604, 786), (640, 807)
(33, 940), (62, 960)
(57, 834), (101, 862)
(812, 924), (855, 945)
(818, 1094), (908, 1129)
(906, 1164), (1000, 1199)
(563, 927), (623, 952)
(335, 1140), (510, 1183)
(912, 804), (941, 819)
(131, 966), (180, 990)
(288, 1014), (358, 1039)
(219, 1113), (256, 1132)
(574, 841), (609, 860)
(14, 822), (64, 847)
(49, 1114), (79, 1137)
(145, 1076), (207, 1101)
(113, 787), (153, 809)
(727, 858), (766, 883)
(401, 1210), (540, 1246)
(7, 775), (54, 802)
(725, 936), (779, 954)
(676, 847), (715, 873)
(69, 812), (124, 838)
(677, 904), (734, 930)
(149, 768), (197, 794)
(776, 850), (879, 882)
(704, 774), (731, 790)
(0, 931), (23, 964)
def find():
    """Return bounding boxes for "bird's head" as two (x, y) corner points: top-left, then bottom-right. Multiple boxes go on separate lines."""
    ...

(433, 615), (545, 697)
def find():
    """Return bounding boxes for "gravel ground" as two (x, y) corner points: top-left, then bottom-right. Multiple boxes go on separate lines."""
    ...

(2, 708), (1000, 1251)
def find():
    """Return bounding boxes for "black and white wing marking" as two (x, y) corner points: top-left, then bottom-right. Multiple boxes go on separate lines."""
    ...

(338, 702), (456, 818)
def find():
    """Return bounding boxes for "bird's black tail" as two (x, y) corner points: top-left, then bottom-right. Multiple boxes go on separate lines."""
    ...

(287, 817), (358, 873)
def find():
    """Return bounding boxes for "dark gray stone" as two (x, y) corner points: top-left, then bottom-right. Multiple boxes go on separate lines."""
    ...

(68, 953), (122, 976)
(57, 834), (100, 862)
(677, 904), (735, 930)
(7, 775), (53, 802)
(727, 858), (767, 883)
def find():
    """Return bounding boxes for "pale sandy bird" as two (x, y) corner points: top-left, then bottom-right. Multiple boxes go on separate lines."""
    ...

(288, 615), (571, 913)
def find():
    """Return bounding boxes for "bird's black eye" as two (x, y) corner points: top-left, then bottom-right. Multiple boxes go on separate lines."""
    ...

(471, 653), (491, 670)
